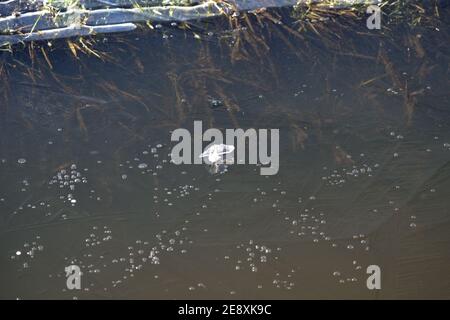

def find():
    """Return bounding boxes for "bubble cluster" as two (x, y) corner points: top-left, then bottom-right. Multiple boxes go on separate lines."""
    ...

(321, 163), (378, 187)
(48, 220), (193, 293)
(10, 236), (44, 271)
(48, 164), (88, 206)
(225, 240), (275, 274)
(272, 270), (296, 290)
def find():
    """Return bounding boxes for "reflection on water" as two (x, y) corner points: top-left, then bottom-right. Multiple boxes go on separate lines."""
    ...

(0, 3), (449, 299)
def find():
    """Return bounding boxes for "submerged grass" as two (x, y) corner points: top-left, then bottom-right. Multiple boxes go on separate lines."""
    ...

(0, 0), (448, 135)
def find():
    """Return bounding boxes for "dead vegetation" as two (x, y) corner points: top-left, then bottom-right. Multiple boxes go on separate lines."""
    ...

(0, 0), (448, 144)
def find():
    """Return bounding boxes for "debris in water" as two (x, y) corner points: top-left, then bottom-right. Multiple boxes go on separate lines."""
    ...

(200, 144), (234, 163)
(200, 143), (235, 174)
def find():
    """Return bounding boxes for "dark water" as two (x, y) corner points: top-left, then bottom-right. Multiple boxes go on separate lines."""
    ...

(0, 4), (449, 299)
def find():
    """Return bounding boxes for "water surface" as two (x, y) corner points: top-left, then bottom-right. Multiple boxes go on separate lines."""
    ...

(0, 3), (449, 299)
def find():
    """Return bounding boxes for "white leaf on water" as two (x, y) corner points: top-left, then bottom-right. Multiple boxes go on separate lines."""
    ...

(199, 144), (235, 163)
